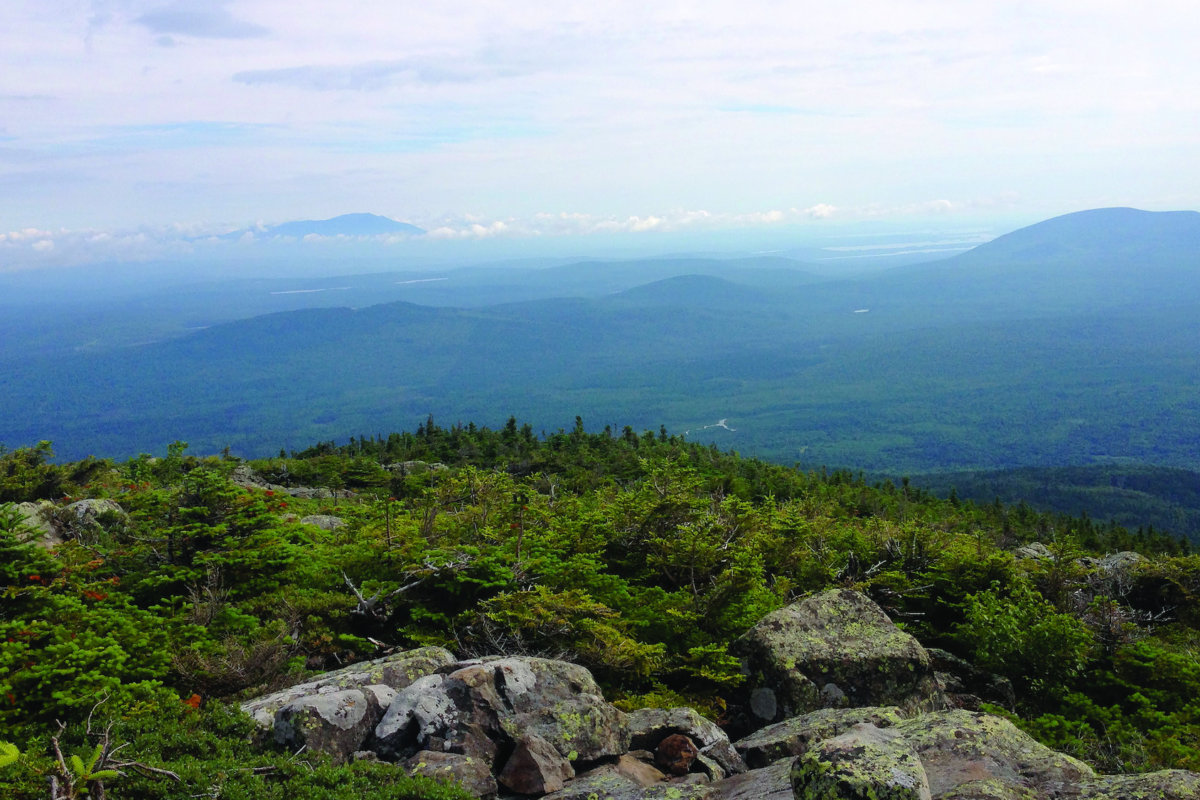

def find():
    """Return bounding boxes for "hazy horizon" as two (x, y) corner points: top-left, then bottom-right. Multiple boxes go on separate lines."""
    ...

(5, 1), (1199, 270)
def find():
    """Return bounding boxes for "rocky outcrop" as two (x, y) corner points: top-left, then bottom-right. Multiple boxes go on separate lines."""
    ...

(894, 710), (1094, 796)
(230, 465), (355, 499)
(1078, 769), (1200, 799)
(734, 706), (906, 769)
(299, 514), (346, 531)
(404, 751), (499, 799)
(274, 686), (394, 762)
(1013, 542), (1054, 561)
(13, 501), (62, 548)
(230, 606), (1200, 799)
(386, 461), (449, 475)
(240, 646), (455, 729)
(66, 499), (127, 529)
(1095, 552), (1147, 572)
(627, 706), (746, 776)
(373, 657), (629, 770)
(791, 722), (932, 800)
(729, 589), (942, 732)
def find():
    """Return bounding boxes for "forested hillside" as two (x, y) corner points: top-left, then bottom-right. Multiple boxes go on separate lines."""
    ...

(2, 420), (1199, 798)
(914, 463), (1200, 544)
(2, 209), (1199, 474)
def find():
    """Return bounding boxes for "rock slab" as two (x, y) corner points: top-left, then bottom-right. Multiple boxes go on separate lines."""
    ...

(729, 589), (942, 732)
(791, 722), (932, 800)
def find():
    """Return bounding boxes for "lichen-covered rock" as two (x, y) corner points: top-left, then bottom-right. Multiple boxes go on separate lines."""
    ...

(705, 758), (793, 800)
(729, 589), (942, 731)
(540, 762), (712, 800)
(13, 501), (62, 548)
(1096, 552), (1147, 572)
(404, 751), (499, 799)
(374, 657), (629, 770)
(299, 514), (346, 530)
(893, 710), (1093, 797)
(935, 779), (1037, 799)
(628, 706), (746, 775)
(790, 722), (932, 800)
(734, 706), (906, 769)
(1013, 543), (1054, 561)
(65, 499), (127, 528)
(1077, 769), (1200, 799)
(240, 646), (455, 729)
(498, 731), (576, 795)
(273, 686), (395, 762)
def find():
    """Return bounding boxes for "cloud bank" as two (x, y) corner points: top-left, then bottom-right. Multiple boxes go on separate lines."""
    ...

(0, 197), (1010, 269)
(1, 1), (1197, 236)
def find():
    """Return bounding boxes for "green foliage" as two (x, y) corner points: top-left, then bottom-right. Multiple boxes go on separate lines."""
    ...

(3, 420), (1200, 794)
(0, 705), (471, 800)
(0, 741), (19, 770)
(957, 583), (1094, 703)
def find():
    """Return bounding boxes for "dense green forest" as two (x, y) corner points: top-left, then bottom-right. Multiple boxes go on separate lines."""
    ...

(913, 463), (1200, 545)
(3, 208), (1200, 474)
(3, 418), (1200, 798)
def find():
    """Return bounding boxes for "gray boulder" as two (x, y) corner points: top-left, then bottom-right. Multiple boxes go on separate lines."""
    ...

(1013, 542), (1054, 561)
(1097, 551), (1147, 572)
(374, 657), (629, 771)
(240, 646), (455, 729)
(792, 724), (931, 800)
(733, 705), (906, 769)
(300, 514), (346, 531)
(387, 461), (450, 474)
(274, 685), (395, 762)
(230, 465), (355, 499)
(893, 710), (1093, 796)
(1078, 769), (1200, 799)
(791, 722), (932, 800)
(404, 751), (499, 799)
(13, 501), (62, 548)
(728, 589), (941, 732)
(704, 759), (792, 800)
(540, 759), (711, 799)
(936, 780), (1037, 799)
(627, 707), (746, 776)
(65, 499), (126, 529)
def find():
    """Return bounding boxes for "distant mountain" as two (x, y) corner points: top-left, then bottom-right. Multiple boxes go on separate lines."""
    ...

(607, 274), (773, 308)
(950, 207), (1200, 267)
(6, 206), (1200, 478)
(220, 213), (425, 240)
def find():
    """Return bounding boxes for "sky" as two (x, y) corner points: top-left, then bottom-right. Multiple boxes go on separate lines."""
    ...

(2, 1), (1199, 268)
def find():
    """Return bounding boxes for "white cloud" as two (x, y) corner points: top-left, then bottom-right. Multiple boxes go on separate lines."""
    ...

(1, 1), (1198, 233)
(802, 204), (838, 219)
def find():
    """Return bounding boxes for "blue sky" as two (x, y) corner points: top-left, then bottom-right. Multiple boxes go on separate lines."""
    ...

(2, 0), (1198, 268)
